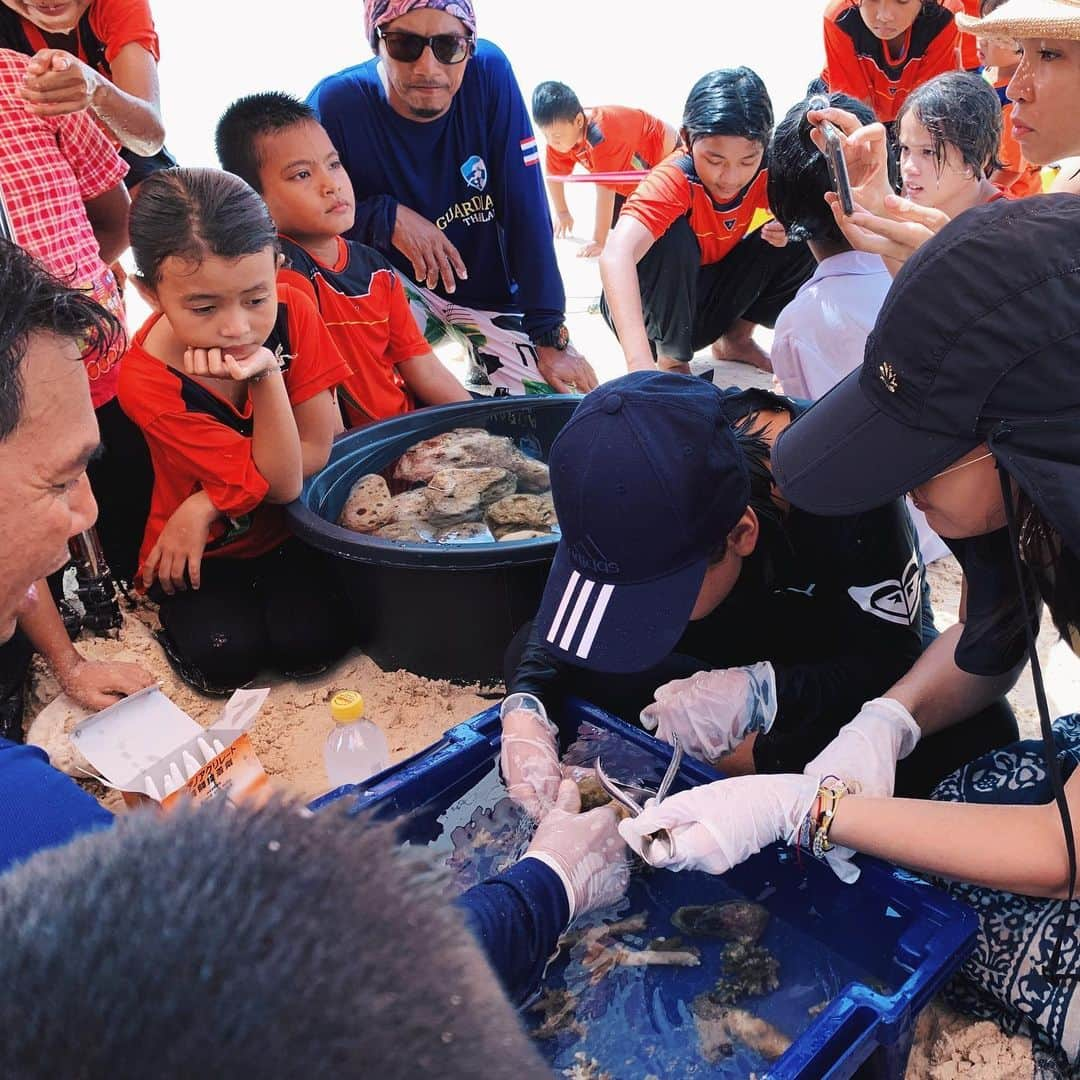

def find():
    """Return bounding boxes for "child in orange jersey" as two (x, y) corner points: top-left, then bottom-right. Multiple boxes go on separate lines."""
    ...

(822, 0), (960, 124)
(216, 92), (469, 429)
(599, 68), (813, 374)
(531, 81), (677, 258)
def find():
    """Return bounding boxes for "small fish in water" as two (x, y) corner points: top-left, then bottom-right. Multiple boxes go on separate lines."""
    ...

(706, 941), (781, 1006)
(672, 900), (770, 943)
(528, 988), (586, 1041)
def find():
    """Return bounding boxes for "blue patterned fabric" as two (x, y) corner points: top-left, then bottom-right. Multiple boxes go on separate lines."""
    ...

(932, 714), (1080, 1066)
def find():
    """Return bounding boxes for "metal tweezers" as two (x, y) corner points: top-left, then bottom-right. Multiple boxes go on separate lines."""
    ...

(594, 734), (683, 863)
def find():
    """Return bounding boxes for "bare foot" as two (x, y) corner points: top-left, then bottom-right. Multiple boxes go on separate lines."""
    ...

(657, 356), (692, 374)
(710, 322), (772, 373)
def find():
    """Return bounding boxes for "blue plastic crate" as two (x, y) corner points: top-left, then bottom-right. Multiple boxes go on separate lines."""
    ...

(311, 699), (978, 1079)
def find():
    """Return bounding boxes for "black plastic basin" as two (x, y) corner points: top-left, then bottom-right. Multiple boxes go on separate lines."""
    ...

(287, 397), (579, 683)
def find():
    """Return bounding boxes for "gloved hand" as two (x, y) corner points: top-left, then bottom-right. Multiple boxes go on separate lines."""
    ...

(801, 697), (919, 884)
(524, 779), (630, 922)
(804, 698), (920, 799)
(618, 774), (818, 876)
(639, 662), (778, 762)
(499, 693), (562, 820)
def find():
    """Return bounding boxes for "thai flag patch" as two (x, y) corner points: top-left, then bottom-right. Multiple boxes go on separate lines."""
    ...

(521, 136), (539, 167)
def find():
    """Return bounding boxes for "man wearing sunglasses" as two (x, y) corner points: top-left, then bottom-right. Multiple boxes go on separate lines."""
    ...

(309, 0), (598, 398)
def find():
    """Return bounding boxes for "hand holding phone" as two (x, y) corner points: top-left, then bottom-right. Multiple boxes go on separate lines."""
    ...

(807, 94), (855, 216)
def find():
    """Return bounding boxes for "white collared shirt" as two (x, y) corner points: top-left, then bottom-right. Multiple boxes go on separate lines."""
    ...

(772, 250), (949, 564)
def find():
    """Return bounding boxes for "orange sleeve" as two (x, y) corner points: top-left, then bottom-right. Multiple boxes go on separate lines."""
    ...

(280, 286), (352, 406)
(998, 103), (1022, 173)
(822, 13), (870, 103)
(277, 265), (320, 306)
(544, 145), (575, 177)
(943, 0), (980, 68)
(90, 0), (160, 63)
(385, 274), (433, 365)
(621, 160), (693, 240)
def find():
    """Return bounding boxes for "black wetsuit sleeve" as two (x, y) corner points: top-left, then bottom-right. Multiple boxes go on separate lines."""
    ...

(506, 620), (570, 708)
(456, 857), (570, 1005)
(754, 500), (926, 773)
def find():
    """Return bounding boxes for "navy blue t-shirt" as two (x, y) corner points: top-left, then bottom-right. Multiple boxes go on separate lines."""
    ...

(309, 41), (565, 340)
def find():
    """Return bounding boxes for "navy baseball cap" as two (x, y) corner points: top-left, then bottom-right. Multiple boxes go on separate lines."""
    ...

(535, 371), (751, 674)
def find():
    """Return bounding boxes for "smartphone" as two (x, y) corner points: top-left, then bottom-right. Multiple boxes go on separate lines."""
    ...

(807, 94), (854, 216)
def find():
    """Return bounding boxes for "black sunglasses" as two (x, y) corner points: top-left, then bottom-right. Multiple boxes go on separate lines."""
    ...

(376, 28), (473, 64)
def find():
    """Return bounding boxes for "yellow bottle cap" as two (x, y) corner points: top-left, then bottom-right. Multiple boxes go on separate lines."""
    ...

(331, 690), (365, 724)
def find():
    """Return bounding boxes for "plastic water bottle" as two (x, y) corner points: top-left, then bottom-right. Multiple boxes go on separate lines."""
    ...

(324, 691), (389, 789)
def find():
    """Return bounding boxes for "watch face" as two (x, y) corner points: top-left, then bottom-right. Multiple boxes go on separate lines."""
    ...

(552, 325), (569, 350)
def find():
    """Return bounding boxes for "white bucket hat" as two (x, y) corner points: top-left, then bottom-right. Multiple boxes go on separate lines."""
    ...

(956, 0), (1080, 40)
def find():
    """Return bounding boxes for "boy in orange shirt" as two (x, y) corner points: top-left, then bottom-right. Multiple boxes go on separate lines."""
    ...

(216, 92), (469, 429)
(970, 0), (1042, 198)
(599, 68), (813, 374)
(822, 0), (959, 124)
(531, 81), (677, 258)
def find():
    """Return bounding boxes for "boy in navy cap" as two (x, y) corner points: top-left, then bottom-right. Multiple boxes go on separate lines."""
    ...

(500, 372), (1018, 817)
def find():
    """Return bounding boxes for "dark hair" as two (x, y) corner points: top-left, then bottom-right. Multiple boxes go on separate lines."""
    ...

(215, 92), (317, 192)
(0, 240), (122, 439)
(531, 81), (583, 128)
(896, 72), (1003, 178)
(768, 92), (875, 245)
(130, 168), (280, 286)
(707, 409), (786, 564)
(682, 67), (773, 149)
(1018, 494), (1080, 651)
(0, 797), (551, 1079)
(980, 0), (1009, 13)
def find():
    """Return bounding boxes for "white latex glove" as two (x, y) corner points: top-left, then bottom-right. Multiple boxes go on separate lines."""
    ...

(524, 779), (630, 922)
(618, 774), (817, 876)
(802, 697), (920, 884)
(804, 698), (920, 799)
(499, 693), (562, 820)
(639, 662), (778, 761)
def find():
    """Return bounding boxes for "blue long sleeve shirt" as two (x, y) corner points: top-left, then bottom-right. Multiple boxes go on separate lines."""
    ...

(308, 41), (565, 340)
(457, 856), (570, 1005)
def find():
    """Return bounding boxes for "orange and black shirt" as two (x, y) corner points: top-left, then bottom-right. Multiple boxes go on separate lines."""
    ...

(944, 0), (981, 69)
(621, 153), (770, 266)
(822, 0), (959, 124)
(278, 235), (432, 429)
(544, 105), (671, 196)
(118, 283), (350, 571)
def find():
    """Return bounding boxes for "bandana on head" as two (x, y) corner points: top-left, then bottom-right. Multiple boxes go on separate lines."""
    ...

(364, 0), (477, 47)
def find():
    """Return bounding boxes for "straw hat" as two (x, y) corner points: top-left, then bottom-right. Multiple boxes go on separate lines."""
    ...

(956, 0), (1080, 39)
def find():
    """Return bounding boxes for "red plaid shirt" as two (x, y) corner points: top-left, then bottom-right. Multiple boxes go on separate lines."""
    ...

(0, 48), (128, 405)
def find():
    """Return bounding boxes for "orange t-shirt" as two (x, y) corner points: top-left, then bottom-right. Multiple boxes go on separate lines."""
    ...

(278, 235), (432, 428)
(990, 76), (1042, 199)
(621, 153), (771, 266)
(118, 283), (350, 570)
(11, 0), (159, 67)
(544, 105), (671, 196)
(943, 0), (980, 69)
(822, 0), (959, 124)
